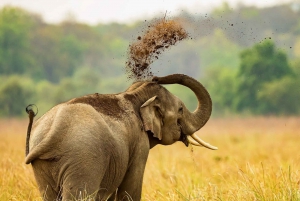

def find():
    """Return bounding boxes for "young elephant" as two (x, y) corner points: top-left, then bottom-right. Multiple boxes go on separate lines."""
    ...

(25, 74), (217, 201)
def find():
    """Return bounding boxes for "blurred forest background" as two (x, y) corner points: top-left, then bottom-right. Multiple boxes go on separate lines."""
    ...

(0, 2), (300, 117)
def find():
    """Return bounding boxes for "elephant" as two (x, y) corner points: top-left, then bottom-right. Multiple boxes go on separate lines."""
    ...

(25, 74), (217, 201)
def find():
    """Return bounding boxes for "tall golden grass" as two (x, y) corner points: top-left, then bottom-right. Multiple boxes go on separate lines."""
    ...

(0, 117), (299, 200)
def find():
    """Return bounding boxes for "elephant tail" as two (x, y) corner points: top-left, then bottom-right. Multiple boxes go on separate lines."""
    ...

(25, 104), (38, 158)
(25, 104), (62, 164)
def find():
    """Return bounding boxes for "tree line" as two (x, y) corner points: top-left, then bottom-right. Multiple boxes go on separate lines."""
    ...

(0, 3), (299, 117)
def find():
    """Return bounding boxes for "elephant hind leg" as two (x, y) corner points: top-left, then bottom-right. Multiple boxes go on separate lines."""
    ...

(31, 159), (61, 201)
(36, 183), (60, 201)
(107, 189), (117, 201)
(61, 173), (102, 201)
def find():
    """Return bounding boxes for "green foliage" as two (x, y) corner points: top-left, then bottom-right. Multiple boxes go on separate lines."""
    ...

(203, 67), (237, 116)
(0, 76), (34, 117)
(31, 24), (87, 82)
(291, 59), (300, 76)
(59, 34), (85, 76)
(235, 40), (293, 114)
(52, 68), (102, 104)
(0, 6), (35, 75)
(33, 80), (56, 115)
(258, 76), (300, 115)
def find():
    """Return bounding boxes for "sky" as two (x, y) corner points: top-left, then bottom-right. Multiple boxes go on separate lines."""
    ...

(0, 0), (294, 24)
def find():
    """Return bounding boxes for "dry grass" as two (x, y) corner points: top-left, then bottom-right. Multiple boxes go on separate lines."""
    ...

(0, 119), (41, 200)
(1, 117), (300, 200)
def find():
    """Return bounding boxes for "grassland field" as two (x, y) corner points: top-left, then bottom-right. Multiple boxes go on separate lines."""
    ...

(0, 117), (300, 201)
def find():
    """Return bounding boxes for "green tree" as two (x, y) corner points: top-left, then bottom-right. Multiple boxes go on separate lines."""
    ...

(31, 24), (86, 83)
(0, 6), (36, 75)
(0, 76), (34, 117)
(258, 76), (300, 115)
(235, 40), (293, 114)
(34, 80), (56, 115)
(52, 68), (102, 104)
(203, 67), (237, 116)
(58, 34), (85, 77)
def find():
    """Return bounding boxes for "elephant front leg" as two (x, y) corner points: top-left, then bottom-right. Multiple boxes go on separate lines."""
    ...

(116, 157), (148, 201)
(117, 172), (144, 200)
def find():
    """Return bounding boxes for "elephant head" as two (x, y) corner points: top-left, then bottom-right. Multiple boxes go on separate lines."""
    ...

(126, 74), (217, 150)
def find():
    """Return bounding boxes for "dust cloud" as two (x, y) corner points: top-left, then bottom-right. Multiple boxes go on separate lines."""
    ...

(125, 19), (189, 80)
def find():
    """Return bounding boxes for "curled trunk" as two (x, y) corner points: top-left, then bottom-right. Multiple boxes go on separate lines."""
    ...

(152, 74), (212, 134)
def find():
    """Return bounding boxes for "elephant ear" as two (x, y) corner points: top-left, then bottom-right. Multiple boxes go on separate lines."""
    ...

(140, 96), (162, 140)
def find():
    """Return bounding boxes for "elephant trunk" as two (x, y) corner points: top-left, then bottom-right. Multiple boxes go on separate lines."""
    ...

(152, 74), (217, 150)
(152, 74), (212, 132)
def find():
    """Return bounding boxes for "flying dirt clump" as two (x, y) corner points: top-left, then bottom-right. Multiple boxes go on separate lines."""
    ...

(126, 19), (189, 80)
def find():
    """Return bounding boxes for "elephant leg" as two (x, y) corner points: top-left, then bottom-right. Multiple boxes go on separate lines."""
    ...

(116, 171), (144, 200)
(107, 189), (117, 201)
(31, 160), (61, 201)
(41, 187), (61, 201)
(35, 180), (60, 201)
(61, 171), (103, 201)
(116, 160), (147, 201)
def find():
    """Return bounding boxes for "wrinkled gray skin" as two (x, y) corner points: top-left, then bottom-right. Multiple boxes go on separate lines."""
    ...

(25, 74), (214, 201)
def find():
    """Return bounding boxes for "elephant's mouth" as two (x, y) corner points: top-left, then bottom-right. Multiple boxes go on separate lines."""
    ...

(179, 132), (189, 147)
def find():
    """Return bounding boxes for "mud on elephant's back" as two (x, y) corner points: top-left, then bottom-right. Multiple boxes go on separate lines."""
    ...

(68, 93), (125, 118)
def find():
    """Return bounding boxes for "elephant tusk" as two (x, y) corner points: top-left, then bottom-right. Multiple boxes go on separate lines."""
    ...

(187, 136), (202, 146)
(191, 133), (218, 150)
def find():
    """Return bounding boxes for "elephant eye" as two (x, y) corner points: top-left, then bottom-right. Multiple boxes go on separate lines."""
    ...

(178, 106), (183, 114)
(177, 119), (181, 127)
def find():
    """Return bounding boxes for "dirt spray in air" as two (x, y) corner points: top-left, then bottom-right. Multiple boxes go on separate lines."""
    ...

(125, 19), (189, 81)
